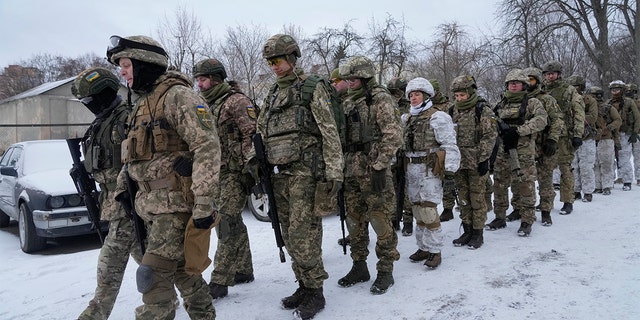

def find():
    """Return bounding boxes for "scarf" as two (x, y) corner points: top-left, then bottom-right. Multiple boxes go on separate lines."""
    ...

(201, 82), (230, 106)
(454, 91), (478, 111)
(410, 99), (433, 116)
(504, 91), (527, 103)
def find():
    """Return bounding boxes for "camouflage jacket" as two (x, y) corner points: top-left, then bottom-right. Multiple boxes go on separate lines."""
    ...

(607, 96), (640, 135)
(529, 88), (564, 150)
(595, 102), (622, 141)
(582, 93), (599, 140)
(543, 79), (585, 139)
(449, 103), (497, 170)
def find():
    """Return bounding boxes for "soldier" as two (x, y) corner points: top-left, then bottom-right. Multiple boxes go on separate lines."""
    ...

(73, 67), (140, 320)
(402, 77), (460, 264)
(591, 86), (622, 195)
(448, 75), (497, 249)
(607, 80), (640, 191)
(192, 58), (256, 300)
(108, 35), (219, 320)
(625, 83), (640, 185)
(567, 75), (598, 202)
(258, 34), (343, 320)
(541, 60), (585, 215)
(337, 55), (401, 294)
(524, 67), (564, 226)
(490, 69), (547, 236)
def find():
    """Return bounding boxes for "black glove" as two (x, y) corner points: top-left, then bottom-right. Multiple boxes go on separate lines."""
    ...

(502, 127), (519, 151)
(572, 137), (583, 148)
(115, 191), (133, 218)
(628, 133), (639, 143)
(193, 215), (215, 229)
(477, 160), (489, 176)
(542, 139), (557, 157)
(443, 171), (456, 191)
(371, 169), (386, 193)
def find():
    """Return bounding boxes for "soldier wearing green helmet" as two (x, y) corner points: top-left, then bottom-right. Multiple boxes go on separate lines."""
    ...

(192, 58), (257, 300)
(606, 80), (640, 190)
(74, 67), (139, 320)
(590, 86), (622, 195)
(108, 35), (220, 320)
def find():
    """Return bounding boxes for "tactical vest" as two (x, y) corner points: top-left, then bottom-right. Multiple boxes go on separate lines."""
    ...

(122, 76), (190, 163)
(82, 102), (128, 173)
(449, 102), (486, 147)
(404, 107), (440, 152)
(264, 75), (322, 165)
(596, 104), (615, 140)
(495, 98), (528, 127)
(344, 86), (388, 153)
(211, 90), (251, 170)
(613, 97), (637, 134)
(547, 82), (576, 136)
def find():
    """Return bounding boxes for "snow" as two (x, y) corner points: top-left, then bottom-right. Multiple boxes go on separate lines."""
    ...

(1, 182), (639, 320)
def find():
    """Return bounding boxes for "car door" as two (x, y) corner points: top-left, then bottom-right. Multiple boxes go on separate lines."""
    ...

(0, 146), (22, 218)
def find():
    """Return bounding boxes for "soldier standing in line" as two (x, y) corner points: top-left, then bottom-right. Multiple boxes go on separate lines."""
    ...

(490, 69), (547, 236)
(108, 35), (219, 320)
(337, 55), (401, 294)
(73, 67), (141, 320)
(258, 34), (343, 320)
(448, 75), (497, 249)
(567, 75), (598, 202)
(192, 58), (256, 300)
(607, 80), (640, 191)
(541, 60), (585, 215)
(591, 86), (622, 195)
(624, 83), (640, 185)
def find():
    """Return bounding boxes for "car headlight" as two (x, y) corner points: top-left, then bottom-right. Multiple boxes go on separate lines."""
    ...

(67, 194), (82, 207)
(48, 196), (65, 208)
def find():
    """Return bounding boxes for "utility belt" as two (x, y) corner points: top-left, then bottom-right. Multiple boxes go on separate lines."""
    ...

(405, 148), (445, 178)
(344, 142), (372, 153)
(137, 175), (181, 192)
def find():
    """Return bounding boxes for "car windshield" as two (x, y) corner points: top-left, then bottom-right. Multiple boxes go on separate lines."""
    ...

(22, 141), (73, 175)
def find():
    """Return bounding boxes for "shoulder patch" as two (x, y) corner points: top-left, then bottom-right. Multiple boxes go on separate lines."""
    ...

(246, 105), (257, 119)
(196, 105), (213, 129)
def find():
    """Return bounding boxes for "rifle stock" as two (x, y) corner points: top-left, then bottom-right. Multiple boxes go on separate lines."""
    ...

(66, 138), (105, 244)
(252, 133), (286, 263)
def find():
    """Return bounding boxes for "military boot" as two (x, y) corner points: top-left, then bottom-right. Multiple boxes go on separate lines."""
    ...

(338, 260), (370, 287)
(234, 272), (255, 284)
(208, 282), (228, 300)
(603, 188), (611, 195)
(293, 287), (325, 320)
(282, 282), (306, 310)
(582, 194), (592, 202)
(370, 272), (394, 295)
(506, 209), (521, 221)
(409, 249), (430, 262)
(517, 222), (532, 237)
(574, 192), (582, 200)
(424, 252), (442, 269)
(559, 202), (573, 215)
(485, 218), (506, 230)
(541, 211), (552, 226)
(467, 229), (484, 249)
(623, 183), (632, 191)
(594, 188), (603, 194)
(402, 221), (413, 236)
(452, 223), (472, 247)
(439, 208), (454, 222)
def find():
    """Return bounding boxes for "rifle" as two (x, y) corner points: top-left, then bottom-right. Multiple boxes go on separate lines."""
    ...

(123, 164), (147, 255)
(394, 151), (406, 230)
(497, 121), (522, 177)
(337, 186), (347, 255)
(66, 138), (105, 244)
(252, 133), (286, 263)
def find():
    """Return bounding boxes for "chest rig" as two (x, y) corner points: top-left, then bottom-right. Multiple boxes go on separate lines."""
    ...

(405, 107), (439, 153)
(344, 87), (387, 153)
(82, 102), (128, 173)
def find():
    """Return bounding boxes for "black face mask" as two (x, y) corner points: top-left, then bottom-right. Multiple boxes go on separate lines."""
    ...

(131, 59), (166, 93)
(83, 88), (117, 115)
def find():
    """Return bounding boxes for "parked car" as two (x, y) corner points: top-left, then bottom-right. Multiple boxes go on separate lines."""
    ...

(0, 139), (107, 253)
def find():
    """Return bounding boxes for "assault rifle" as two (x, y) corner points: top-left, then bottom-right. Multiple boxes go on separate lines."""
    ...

(394, 151), (406, 230)
(123, 164), (147, 254)
(252, 133), (286, 263)
(497, 121), (522, 177)
(337, 186), (347, 255)
(66, 138), (105, 244)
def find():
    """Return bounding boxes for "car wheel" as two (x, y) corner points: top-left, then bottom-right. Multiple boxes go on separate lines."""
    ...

(0, 210), (9, 228)
(247, 193), (271, 222)
(18, 203), (46, 253)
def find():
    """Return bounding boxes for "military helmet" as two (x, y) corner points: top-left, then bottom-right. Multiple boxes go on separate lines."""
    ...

(609, 80), (626, 90)
(429, 79), (442, 93)
(193, 58), (227, 79)
(405, 77), (435, 100)
(567, 75), (586, 87)
(541, 60), (563, 74)
(387, 77), (408, 92)
(330, 68), (341, 81)
(523, 67), (543, 84)
(339, 55), (376, 79)
(504, 68), (530, 85)
(107, 35), (168, 68)
(71, 67), (120, 99)
(626, 83), (638, 93)
(587, 86), (604, 96)
(450, 74), (477, 92)
(262, 34), (301, 60)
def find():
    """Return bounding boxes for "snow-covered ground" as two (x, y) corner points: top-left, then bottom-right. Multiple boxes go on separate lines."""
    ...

(1, 181), (639, 320)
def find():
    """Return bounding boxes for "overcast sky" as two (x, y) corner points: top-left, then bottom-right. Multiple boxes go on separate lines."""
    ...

(0, 0), (501, 67)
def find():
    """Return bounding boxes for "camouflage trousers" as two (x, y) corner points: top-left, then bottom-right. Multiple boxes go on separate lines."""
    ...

(535, 152), (558, 212)
(455, 169), (488, 229)
(493, 147), (537, 224)
(617, 132), (635, 184)
(572, 139), (596, 194)
(136, 213), (215, 320)
(344, 173), (400, 273)
(271, 174), (328, 288)
(442, 178), (457, 210)
(557, 137), (576, 203)
(595, 139), (615, 189)
(210, 171), (253, 286)
(78, 217), (143, 320)
(633, 142), (640, 181)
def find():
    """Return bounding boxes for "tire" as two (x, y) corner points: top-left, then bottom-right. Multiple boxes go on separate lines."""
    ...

(247, 193), (271, 222)
(18, 203), (46, 253)
(0, 210), (9, 228)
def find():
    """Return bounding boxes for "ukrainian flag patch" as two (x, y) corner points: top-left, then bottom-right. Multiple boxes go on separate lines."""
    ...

(246, 105), (257, 119)
(86, 71), (100, 82)
(196, 105), (213, 129)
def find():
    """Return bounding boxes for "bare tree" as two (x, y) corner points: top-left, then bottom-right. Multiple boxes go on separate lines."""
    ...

(155, 5), (204, 74)
(305, 21), (364, 76)
(368, 14), (409, 83)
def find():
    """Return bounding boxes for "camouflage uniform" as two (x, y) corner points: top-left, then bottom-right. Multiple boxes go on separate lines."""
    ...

(592, 87), (622, 193)
(73, 68), (142, 320)
(607, 81), (640, 189)
(193, 59), (256, 298)
(110, 35), (218, 320)
(569, 78), (598, 199)
(493, 69), (547, 236)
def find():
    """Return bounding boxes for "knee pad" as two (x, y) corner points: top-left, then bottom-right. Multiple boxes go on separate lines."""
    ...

(413, 206), (438, 225)
(136, 264), (154, 294)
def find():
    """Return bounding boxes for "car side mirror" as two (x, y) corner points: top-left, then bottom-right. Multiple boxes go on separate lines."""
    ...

(0, 166), (18, 177)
